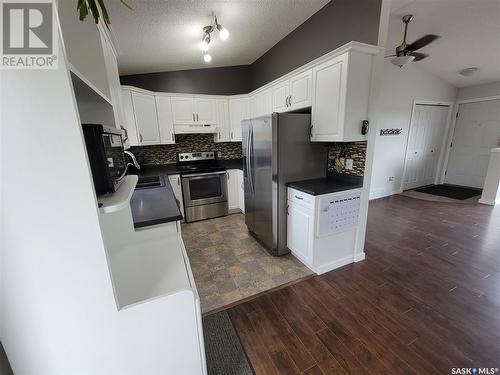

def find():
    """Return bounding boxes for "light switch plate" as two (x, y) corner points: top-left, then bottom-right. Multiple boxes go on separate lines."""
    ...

(217, 151), (222, 158)
(345, 159), (353, 170)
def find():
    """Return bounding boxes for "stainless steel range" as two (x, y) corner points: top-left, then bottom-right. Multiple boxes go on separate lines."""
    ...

(177, 152), (228, 222)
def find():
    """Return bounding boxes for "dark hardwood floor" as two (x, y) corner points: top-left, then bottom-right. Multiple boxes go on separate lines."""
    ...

(227, 195), (500, 374)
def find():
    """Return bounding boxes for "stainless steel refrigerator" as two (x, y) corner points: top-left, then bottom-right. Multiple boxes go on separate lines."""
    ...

(242, 113), (327, 256)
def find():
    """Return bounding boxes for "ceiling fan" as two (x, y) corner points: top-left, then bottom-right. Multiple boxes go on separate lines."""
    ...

(387, 14), (440, 67)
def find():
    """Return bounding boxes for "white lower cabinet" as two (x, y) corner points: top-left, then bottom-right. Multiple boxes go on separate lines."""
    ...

(287, 202), (312, 262)
(227, 169), (245, 212)
(237, 169), (245, 213)
(287, 187), (363, 274)
(227, 170), (239, 210)
(168, 174), (184, 219)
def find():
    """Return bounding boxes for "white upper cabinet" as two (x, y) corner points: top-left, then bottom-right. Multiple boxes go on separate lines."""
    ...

(155, 96), (175, 144)
(229, 98), (250, 142)
(131, 91), (161, 145)
(171, 97), (216, 125)
(100, 31), (123, 129)
(272, 81), (290, 113)
(289, 69), (312, 110)
(251, 90), (272, 118)
(272, 69), (312, 113)
(215, 99), (231, 142)
(194, 98), (216, 124)
(121, 89), (140, 146)
(171, 97), (196, 124)
(311, 51), (372, 142)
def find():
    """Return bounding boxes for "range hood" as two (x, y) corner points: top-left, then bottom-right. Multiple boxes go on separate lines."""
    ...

(174, 124), (218, 134)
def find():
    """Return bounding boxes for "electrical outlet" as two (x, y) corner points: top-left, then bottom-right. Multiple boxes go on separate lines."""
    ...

(388, 176), (395, 182)
(217, 151), (222, 158)
(345, 158), (353, 170)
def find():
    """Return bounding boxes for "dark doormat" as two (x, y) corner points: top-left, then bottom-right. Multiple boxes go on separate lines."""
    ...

(203, 311), (255, 375)
(414, 184), (482, 200)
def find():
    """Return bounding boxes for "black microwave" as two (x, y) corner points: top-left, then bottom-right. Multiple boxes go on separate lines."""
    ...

(82, 124), (127, 196)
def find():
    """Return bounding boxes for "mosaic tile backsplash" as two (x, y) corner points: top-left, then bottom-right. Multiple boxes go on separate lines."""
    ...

(327, 141), (367, 177)
(130, 134), (242, 164)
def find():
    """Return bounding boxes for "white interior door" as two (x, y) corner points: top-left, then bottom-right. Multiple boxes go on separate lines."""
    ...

(403, 104), (450, 190)
(445, 99), (500, 189)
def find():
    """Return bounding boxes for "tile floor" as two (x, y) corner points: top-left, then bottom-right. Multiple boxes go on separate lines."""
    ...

(181, 213), (312, 313)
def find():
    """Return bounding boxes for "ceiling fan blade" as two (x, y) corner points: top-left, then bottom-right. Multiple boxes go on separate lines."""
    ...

(407, 34), (439, 52)
(409, 52), (429, 61)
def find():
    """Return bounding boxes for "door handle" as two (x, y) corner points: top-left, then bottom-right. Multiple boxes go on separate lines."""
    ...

(139, 133), (143, 143)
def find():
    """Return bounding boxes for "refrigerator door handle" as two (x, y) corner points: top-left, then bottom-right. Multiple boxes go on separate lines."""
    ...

(248, 125), (255, 193)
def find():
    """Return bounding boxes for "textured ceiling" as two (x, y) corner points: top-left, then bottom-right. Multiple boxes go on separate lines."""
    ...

(107, 0), (330, 75)
(387, 0), (500, 88)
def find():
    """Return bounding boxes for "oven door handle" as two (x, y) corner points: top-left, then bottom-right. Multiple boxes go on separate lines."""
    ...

(181, 171), (227, 178)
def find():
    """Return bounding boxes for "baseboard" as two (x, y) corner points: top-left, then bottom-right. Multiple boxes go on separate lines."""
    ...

(478, 198), (500, 206)
(354, 252), (365, 262)
(369, 188), (403, 200)
(314, 255), (354, 275)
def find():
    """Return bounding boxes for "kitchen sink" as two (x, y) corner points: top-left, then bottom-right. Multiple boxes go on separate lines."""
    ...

(135, 175), (165, 190)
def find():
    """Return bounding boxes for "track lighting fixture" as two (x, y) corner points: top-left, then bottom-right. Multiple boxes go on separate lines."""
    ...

(199, 14), (229, 63)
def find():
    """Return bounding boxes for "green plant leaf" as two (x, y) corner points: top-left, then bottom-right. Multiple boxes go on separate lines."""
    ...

(119, 0), (133, 10)
(78, 2), (88, 22)
(97, 0), (111, 25)
(87, 0), (100, 24)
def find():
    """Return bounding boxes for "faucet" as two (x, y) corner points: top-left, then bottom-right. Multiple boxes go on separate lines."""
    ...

(124, 150), (141, 171)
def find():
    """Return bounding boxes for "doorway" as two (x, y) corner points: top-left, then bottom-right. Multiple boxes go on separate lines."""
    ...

(402, 103), (452, 190)
(445, 99), (500, 189)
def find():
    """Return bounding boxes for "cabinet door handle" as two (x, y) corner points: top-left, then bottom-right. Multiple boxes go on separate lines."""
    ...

(177, 177), (180, 185)
(218, 132), (220, 140)
(289, 95), (292, 106)
(139, 133), (143, 143)
(196, 113), (199, 122)
(192, 113), (195, 122)
(227, 173), (229, 180)
(171, 133), (174, 142)
(231, 131), (233, 139)
(294, 195), (303, 200)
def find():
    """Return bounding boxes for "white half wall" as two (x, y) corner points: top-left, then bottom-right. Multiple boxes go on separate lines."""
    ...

(456, 81), (500, 101)
(369, 61), (457, 199)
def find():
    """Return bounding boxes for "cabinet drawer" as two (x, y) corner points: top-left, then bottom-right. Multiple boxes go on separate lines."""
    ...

(287, 188), (314, 209)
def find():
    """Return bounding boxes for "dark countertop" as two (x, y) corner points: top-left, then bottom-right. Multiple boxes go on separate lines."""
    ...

(130, 176), (182, 228)
(136, 158), (243, 177)
(286, 174), (363, 196)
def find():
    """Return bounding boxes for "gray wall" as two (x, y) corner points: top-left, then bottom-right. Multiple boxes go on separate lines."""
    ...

(251, 0), (381, 89)
(120, 65), (252, 95)
(120, 0), (382, 94)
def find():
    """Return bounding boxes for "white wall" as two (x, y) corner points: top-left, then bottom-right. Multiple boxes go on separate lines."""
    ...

(0, 25), (118, 373)
(369, 61), (457, 199)
(457, 81), (500, 101)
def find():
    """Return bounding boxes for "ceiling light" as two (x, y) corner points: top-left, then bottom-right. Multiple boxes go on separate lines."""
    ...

(199, 14), (229, 61)
(458, 67), (479, 76)
(200, 33), (210, 51)
(214, 16), (229, 41)
(391, 55), (415, 68)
